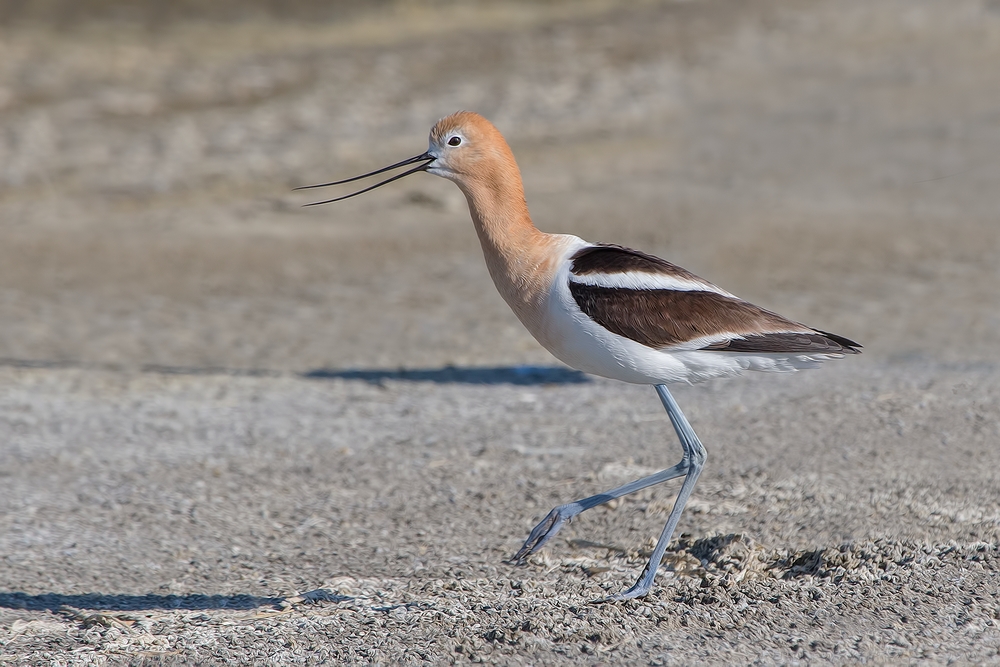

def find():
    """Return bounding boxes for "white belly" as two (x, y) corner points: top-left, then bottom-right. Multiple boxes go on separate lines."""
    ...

(506, 236), (685, 384)
(540, 260), (701, 384)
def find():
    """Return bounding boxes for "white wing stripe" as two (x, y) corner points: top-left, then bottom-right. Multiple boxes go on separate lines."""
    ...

(568, 270), (735, 297)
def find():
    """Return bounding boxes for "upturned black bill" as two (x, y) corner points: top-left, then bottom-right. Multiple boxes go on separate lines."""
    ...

(295, 152), (435, 206)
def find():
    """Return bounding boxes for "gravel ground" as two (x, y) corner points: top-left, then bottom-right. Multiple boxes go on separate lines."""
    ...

(1, 364), (999, 664)
(1, 0), (999, 664)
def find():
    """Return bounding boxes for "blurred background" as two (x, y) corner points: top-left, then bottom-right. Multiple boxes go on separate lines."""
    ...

(1, 0), (998, 374)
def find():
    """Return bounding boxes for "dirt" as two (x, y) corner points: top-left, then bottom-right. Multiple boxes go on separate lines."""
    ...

(1, 0), (999, 664)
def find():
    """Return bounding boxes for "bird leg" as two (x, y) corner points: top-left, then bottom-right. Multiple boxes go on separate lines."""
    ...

(509, 384), (706, 598)
(607, 384), (706, 600)
(508, 460), (690, 564)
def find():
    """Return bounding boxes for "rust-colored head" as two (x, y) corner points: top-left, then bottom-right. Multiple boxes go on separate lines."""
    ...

(425, 111), (519, 185)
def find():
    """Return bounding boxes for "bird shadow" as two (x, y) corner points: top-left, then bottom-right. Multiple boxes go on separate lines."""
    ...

(302, 364), (590, 386)
(0, 592), (286, 612)
(0, 358), (590, 386)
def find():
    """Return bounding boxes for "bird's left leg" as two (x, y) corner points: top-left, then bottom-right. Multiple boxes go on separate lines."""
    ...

(509, 459), (690, 564)
(509, 384), (701, 565)
(606, 384), (706, 601)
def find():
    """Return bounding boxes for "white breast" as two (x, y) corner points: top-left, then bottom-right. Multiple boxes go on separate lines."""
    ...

(509, 237), (675, 384)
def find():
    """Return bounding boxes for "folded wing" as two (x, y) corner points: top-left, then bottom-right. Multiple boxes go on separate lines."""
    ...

(569, 245), (861, 355)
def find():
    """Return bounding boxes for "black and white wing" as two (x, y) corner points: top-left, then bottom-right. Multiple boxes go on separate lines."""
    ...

(568, 244), (861, 355)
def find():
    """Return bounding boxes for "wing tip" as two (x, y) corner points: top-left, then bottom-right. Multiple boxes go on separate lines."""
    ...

(812, 329), (863, 354)
(701, 329), (862, 355)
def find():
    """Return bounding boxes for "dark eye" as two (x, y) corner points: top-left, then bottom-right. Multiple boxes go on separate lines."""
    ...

(448, 136), (462, 147)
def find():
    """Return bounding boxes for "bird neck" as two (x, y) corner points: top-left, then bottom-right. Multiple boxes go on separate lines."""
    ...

(457, 172), (544, 263)
(456, 173), (554, 311)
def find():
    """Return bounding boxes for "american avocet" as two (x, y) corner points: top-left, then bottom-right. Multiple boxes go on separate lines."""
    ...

(298, 111), (861, 600)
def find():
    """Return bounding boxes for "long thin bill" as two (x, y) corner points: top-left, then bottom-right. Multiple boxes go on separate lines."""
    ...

(294, 152), (434, 191)
(301, 160), (433, 207)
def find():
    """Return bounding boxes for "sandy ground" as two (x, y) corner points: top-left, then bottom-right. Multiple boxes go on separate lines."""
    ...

(1, 0), (999, 663)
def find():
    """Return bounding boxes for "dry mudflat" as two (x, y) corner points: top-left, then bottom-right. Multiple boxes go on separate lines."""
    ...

(1, 0), (999, 664)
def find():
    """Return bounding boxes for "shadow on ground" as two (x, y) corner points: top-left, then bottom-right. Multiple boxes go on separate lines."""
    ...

(0, 358), (589, 386)
(303, 365), (590, 385)
(0, 592), (286, 612)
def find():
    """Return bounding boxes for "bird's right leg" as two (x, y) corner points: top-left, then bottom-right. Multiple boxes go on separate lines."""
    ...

(508, 458), (689, 564)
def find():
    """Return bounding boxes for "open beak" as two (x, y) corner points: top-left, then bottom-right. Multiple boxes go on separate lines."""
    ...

(295, 152), (435, 206)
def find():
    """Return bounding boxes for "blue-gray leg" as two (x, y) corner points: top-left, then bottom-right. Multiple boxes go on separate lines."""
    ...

(609, 385), (706, 599)
(509, 385), (707, 601)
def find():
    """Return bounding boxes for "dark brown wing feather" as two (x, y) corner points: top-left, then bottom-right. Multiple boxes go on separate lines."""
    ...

(570, 244), (708, 283)
(569, 282), (861, 354)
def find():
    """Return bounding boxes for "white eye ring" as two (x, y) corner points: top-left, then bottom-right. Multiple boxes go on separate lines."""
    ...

(447, 136), (462, 147)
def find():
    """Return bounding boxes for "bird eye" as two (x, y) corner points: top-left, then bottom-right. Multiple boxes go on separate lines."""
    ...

(448, 136), (462, 147)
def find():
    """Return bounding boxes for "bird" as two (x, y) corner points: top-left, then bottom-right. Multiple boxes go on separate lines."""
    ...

(297, 111), (861, 600)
